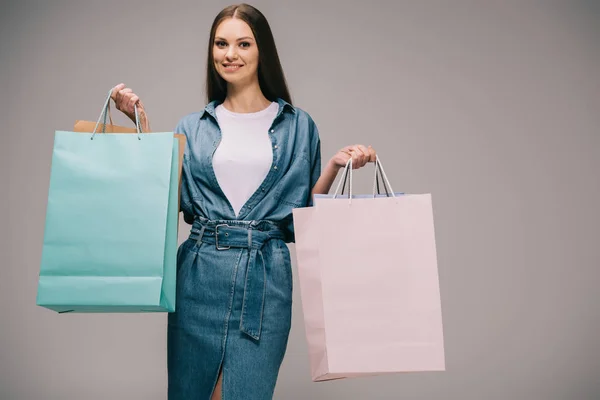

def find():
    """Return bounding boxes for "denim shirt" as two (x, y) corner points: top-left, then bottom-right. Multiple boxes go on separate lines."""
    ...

(175, 98), (321, 243)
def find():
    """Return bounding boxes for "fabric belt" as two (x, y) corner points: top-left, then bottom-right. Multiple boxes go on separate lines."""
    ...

(189, 217), (285, 341)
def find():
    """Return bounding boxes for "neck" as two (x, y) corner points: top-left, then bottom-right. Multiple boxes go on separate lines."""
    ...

(223, 79), (272, 113)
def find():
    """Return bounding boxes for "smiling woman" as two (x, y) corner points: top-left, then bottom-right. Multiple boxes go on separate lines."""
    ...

(206, 6), (292, 110)
(214, 32), (254, 73)
(110, 3), (375, 400)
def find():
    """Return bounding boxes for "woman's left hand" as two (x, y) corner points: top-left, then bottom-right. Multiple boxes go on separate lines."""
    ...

(329, 144), (377, 170)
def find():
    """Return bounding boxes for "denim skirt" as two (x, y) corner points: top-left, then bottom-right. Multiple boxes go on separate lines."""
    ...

(167, 216), (293, 400)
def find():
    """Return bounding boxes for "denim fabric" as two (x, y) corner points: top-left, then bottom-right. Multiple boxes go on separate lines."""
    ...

(176, 98), (321, 243)
(167, 99), (321, 400)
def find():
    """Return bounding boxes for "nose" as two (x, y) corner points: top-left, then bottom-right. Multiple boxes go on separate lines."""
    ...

(225, 46), (238, 61)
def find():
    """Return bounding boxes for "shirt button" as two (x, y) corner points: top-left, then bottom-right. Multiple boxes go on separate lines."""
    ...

(274, 145), (278, 149)
(270, 129), (275, 133)
(273, 166), (278, 170)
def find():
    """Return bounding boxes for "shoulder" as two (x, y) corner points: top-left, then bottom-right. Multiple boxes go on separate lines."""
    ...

(175, 100), (221, 136)
(174, 111), (205, 136)
(288, 104), (319, 136)
(290, 105), (314, 124)
(275, 97), (316, 127)
(290, 106), (320, 143)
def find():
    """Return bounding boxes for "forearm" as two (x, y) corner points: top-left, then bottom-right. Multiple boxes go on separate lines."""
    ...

(311, 159), (342, 196)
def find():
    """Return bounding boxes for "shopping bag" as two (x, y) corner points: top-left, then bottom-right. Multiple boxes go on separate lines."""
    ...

(36, 90), (180, 313)
(293, 157), (445, 381)
(73, 100), (187, 195)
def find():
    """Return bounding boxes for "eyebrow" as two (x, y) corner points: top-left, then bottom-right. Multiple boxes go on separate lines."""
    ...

(215, 36), (254, 42)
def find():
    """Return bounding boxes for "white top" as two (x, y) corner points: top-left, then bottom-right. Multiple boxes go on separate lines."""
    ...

(213, 102), (278, 217)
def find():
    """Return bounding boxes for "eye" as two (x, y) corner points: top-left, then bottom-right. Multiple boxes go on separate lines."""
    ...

(239, 42), (251, 48)
(215, 40), (227, 48)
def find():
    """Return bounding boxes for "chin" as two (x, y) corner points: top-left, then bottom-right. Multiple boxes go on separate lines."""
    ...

(219, 72), (250, 85)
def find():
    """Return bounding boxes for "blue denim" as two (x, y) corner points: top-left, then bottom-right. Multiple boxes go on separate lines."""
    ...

(176, 98), (321, 243)
(167, 98), (321, 399)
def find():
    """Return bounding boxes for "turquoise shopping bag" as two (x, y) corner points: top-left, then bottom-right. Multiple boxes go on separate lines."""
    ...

(36, 91), (179, 313)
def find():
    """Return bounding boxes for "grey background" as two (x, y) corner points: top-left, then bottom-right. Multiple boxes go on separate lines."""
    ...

(1, 0), (599, 399)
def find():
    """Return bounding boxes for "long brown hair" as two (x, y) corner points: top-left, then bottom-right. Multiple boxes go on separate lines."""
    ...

(206, 4), (292, 105)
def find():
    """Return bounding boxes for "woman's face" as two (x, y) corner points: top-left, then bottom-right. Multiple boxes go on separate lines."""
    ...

(213, 18), (259, 86)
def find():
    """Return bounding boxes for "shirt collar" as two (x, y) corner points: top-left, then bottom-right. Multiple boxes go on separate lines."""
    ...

(199, 97), (296, 119)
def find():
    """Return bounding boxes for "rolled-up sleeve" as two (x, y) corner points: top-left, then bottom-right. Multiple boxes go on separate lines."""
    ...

(307, 116), (322, 207)
(175, 117), (195, 224)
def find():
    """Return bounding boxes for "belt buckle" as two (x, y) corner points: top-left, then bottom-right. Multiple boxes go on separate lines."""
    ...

(215, 224), (231, 250)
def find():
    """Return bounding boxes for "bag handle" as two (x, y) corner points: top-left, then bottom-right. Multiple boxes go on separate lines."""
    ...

(340, 157), (391, 197)
(333, 155), (396, 204)
(91, 88), (143, 140)
(372, 158), (392, 197)
(372, 156), (395, 198)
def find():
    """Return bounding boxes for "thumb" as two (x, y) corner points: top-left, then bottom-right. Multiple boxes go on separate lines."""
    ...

(367, 145), (376, 162)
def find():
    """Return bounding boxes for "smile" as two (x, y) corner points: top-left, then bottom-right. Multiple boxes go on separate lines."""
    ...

(223, 64), (243, 71)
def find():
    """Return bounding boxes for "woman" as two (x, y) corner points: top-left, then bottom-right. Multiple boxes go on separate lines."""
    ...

(111, 4), (375, 399)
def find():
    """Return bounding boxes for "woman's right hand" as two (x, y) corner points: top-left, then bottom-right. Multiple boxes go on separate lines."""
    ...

(110, 83), (150, 132)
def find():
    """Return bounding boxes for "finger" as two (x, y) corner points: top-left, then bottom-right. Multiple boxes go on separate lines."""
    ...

(124, 93), (137, 115)
(115, 89), (125, 109)
(351, 145), (365, 158)
(355, 144), (368, 155)
(357, 144), (369, 154)
(117, 87), (133, 102)
(352, 145), (368, 167)
(117, 88), (133, 108)
(111, 83), (125, 101)
(367, 145), (377, 162)
(351, 153), (361, 169)
(349, 153), (363, 169)
(358, 145), (370, 167)
(358, 144), (375, 163)
(127, 95), (140, 114)
(340, 149), (352, 159)
(358, 145), (370, 164)
(336, 151), (350, 166)
(116, 87), (131, 104)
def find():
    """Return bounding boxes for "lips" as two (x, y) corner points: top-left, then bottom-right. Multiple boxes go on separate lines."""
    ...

(223, 64), (243, 72)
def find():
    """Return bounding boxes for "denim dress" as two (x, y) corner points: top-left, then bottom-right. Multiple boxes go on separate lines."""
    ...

(167, 98), (321, 400)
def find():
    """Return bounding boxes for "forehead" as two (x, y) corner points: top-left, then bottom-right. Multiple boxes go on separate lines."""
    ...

(215, 18), (254, 39)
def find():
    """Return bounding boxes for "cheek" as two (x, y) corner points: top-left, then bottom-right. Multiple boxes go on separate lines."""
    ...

(213, 47), (226, 63)
(243, 51), (260, 71)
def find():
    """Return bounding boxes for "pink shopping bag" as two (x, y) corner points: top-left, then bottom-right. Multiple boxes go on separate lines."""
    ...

(292, 157), (445, 381)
